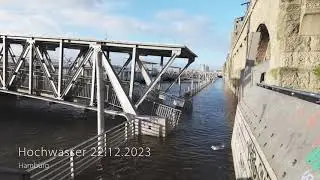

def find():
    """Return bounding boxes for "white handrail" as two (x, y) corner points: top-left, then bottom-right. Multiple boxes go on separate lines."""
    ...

(26, 118), (165, 180)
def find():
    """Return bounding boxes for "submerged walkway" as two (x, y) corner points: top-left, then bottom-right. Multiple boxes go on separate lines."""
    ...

(78, 79), (238, 180)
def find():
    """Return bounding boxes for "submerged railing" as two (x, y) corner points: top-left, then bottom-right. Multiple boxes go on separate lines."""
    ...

(257, 83), (320, 104)
(152, 102), (181, 121)
(25, 118), (164, 180)
(182, 78), (215, 97)
(159, 91), (185, 107)
(151, 101), (182, 131)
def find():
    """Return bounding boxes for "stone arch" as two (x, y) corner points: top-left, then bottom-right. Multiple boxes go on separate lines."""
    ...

(256, 24), (270, 63)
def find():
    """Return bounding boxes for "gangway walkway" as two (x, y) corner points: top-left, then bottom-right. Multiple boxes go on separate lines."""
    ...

(0, 34), (216, 179)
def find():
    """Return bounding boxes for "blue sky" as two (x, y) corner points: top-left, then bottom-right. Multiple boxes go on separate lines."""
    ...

(0, 0), (246, 70)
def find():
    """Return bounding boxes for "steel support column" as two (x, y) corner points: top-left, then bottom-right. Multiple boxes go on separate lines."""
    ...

(101, 50), (136, 115)
(164, 63), (191, 93)
(136, 58), (151, 85)
(135, 51), (180, 108)
(129, 47), (137, 99)
(117, 54), (132, 76)
(178, 75), (181, 96)
(96, 47), (105, 154)
(158, 56), (164, 90)
(90, 54), (96, 106)
(28, 40), (34, 94)
(58, 40), (64, 98)
(0, 47), (4, 87)
(2, 36), (8, 89)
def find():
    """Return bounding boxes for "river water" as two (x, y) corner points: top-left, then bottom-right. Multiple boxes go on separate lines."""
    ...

(0, 79), (237, 180)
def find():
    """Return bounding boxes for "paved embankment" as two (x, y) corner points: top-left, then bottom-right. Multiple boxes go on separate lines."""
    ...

(232, 84), (320, 179)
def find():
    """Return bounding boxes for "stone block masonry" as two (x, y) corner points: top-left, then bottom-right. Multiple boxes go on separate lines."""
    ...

(223, 0), (320, 95)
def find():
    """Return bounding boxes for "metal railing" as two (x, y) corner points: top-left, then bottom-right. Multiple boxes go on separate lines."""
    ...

(133, 82), (159, 101)
(25, 118), (164, 180)
(151, 101), (182, 130)
(182, 78), (215, 97)
(108, 88), (122, 108)
(257, 83), (320, 104)
(158, 91), (185, 107)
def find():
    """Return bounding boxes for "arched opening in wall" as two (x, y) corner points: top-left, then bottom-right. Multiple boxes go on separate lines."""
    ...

(256, 24), (270, 63)
(260, 72), (265, 83)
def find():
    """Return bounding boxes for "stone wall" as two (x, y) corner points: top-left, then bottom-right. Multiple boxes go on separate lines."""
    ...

(232, 62), (320, 179)
(224, 0), (320, 94)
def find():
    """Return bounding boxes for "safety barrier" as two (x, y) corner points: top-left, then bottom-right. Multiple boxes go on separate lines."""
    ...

(182, 78), (215, 97)
(26, 118), (164, 180)
(151, 101), (182, 131)
(158, 91), (185, 107)
(257, 83), (320, 104)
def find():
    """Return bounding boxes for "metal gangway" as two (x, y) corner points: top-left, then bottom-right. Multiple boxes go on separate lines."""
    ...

(178, 69), (218, 98)
(182, 77), (217, 98)
(0, 34), (201, 179)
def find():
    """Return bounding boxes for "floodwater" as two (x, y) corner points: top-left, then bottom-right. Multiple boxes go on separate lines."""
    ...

(0, 79), (238, 180)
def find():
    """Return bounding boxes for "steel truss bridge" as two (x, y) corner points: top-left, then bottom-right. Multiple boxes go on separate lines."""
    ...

(0, 34), (216, 179)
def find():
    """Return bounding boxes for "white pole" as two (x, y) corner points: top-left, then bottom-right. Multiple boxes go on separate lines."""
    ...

(129, 47), (137, 99)
(96, 47), (105, 155)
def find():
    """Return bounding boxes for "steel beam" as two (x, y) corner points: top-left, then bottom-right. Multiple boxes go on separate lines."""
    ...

(96, 47), (105, 153)
(8, 46), (17, 64)
(0, 46), (3, 59)
(28, 41), (34, 94)
(90, 53), (96, 106)
(117, 54), (132, 76)
(129, 47), (137, 99)
(136, 58), (151, 86)
(2, 36), (8, 88)
(158, 56), (164, 90)
(164, 63), (191, 93)
(68, 49), (86, 74)
(0, 46), (3, 87)
(58, 40), (64, 97)
(61, 47), (93, 98)
(178, 73), (181, 96)
(42, 48), (56, 73)
(34, 45), (58, 96)
(101, 49), (136, 115)
(8, 43), (30, 87)
(135, 51), (180, 108)
(0, 74), (3, 88)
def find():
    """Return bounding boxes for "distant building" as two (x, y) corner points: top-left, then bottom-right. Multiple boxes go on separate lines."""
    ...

(200, 64), (210, 72)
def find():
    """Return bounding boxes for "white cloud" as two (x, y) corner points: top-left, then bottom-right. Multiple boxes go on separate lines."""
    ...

(0, 0), (227, 66)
